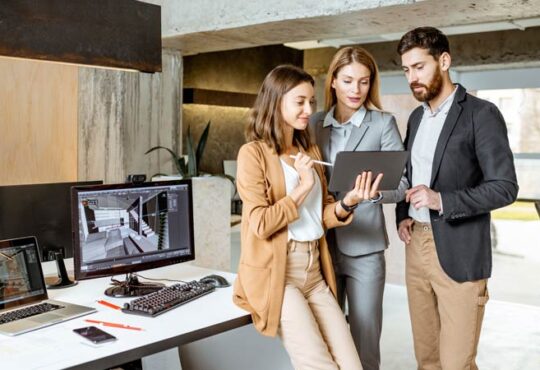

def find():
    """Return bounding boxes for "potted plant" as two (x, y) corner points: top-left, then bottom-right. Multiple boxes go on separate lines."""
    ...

(145, 121), (236, 187)
(146, 121), (210, 179)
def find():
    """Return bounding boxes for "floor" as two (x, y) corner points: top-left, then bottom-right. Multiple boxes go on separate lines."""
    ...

(224, 222), (540, 370)
(380, 284), (540, 370)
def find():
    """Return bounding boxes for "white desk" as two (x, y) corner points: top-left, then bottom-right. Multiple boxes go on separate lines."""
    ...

(0, 262), (251, 370)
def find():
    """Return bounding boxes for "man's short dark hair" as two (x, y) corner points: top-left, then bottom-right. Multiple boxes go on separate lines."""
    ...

(397, 27), (450, 59)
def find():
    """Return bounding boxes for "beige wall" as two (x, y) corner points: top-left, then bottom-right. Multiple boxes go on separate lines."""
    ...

(0, 58), (78, 185)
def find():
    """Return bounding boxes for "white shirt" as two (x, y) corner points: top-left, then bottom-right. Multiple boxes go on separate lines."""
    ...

(409, 87), (457, 223)
(280, 160), (324, 242)
(323, 106), (367, 164)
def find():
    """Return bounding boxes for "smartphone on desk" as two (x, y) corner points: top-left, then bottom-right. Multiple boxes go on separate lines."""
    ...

(73, 326), (117, 344)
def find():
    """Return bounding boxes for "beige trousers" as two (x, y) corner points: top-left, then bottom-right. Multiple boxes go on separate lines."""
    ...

(406, 222), (489, 370)
(279, 240), (363, 370)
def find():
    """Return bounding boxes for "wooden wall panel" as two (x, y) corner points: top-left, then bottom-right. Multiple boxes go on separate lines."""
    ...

(0, 58), (78, 185)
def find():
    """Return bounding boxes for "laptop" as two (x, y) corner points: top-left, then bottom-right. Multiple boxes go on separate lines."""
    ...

(0, 236), (96, 336)
(328, 151), (409, 192)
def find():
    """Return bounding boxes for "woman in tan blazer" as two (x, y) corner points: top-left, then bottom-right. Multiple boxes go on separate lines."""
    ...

(233, 65), (382, 370)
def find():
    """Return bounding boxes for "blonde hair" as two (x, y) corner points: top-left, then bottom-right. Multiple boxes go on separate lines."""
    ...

(324, 46), (382, 112)
(246, 65), (314, 154)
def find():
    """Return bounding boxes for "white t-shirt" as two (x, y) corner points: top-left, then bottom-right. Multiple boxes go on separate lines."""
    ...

(280, 159), (324, 242)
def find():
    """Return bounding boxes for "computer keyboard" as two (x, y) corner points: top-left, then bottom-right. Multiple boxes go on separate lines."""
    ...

(0, 302), (63, 324)
(122, 281), (215, 317)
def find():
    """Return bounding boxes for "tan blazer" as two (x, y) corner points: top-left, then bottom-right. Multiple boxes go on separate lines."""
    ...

(232, 140), (352, 337)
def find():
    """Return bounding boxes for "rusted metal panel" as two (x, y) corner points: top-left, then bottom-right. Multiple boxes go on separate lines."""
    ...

(183, 89), (257, 107)
(0, 0), (161, 73)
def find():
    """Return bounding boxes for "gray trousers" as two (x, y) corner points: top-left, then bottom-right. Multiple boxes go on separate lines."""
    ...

(333, 249), (385, 370)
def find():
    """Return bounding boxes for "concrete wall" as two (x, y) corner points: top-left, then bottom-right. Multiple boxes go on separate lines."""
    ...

(156, 0), (406, 36)
(146, 0), (540, 55)
(182, 45), (303, 174)
(304, 27), (540, 76)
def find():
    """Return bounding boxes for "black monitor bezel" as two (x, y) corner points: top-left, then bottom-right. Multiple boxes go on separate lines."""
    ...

(0, 180), (103, 261)
(71, 179), (195, 280)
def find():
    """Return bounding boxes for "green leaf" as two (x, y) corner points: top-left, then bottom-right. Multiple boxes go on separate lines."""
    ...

(221, 173), (236, 186)
(178, 156), (187, 176)
(145, 146), (184, 176)
(186, 125), (197, 176)
(196, 121), (211, 170)
(145, 146), (180, 159)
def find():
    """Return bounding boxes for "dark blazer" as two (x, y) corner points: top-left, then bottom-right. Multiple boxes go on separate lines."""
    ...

(396, 84), (518, 282)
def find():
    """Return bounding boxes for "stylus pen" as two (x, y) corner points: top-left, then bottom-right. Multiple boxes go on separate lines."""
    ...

(288, 155), (333, 167)
(85, 319), (143, 331)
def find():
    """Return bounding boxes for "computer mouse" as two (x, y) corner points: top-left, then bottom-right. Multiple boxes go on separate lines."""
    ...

(199, 274), (230, 288)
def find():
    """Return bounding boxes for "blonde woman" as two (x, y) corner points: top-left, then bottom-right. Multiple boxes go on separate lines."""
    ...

(310, 47), (408, 370)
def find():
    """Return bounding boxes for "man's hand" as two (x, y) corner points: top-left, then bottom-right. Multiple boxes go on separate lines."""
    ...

(398, 218), (414, 244)
(406, 185), (441, 211)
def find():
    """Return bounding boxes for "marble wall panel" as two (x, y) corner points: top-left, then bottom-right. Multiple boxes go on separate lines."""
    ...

(182, 104), (249, 175)
(191, 176), (231, 271)
(78, 49), (182, 183)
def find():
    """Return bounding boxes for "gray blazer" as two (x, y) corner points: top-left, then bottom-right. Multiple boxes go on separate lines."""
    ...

(310, 109), (408, 257)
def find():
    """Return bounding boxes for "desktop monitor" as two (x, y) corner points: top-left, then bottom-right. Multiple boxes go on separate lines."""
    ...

(71, 180), (195, 297)
(0, 180), (102, 262)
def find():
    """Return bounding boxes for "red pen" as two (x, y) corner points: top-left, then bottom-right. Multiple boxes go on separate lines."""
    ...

(96, 300), (121, 310)
(85, 319), (143, 331)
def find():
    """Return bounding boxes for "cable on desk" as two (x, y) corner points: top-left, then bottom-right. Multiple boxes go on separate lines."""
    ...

(133, 273), (189, 284)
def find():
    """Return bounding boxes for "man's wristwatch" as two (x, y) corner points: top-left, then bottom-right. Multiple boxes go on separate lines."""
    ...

(340, 199), (358, 213)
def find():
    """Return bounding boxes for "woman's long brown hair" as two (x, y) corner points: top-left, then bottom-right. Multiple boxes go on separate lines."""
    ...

(246, 65), (315, 154)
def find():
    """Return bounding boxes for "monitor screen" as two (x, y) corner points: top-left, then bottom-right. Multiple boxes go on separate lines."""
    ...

(0, 181), (102, 262)
(0, 237), (47, 310)
(72, 180), (195, 280)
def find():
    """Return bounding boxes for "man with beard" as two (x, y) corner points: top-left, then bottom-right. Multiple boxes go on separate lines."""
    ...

(396, 27), (518, 370)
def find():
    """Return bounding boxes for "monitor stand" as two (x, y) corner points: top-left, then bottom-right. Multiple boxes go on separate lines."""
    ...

(47, 252), (77, 289)
(105, 273), (164, 298)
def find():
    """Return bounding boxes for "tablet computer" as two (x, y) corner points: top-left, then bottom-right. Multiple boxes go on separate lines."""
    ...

(328, 151), (408, 192)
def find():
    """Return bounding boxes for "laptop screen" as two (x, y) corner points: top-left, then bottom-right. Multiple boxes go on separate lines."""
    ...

(0, 237), (48, 311)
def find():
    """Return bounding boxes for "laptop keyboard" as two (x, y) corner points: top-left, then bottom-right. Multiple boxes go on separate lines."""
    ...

(0, 302), (64, 325)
